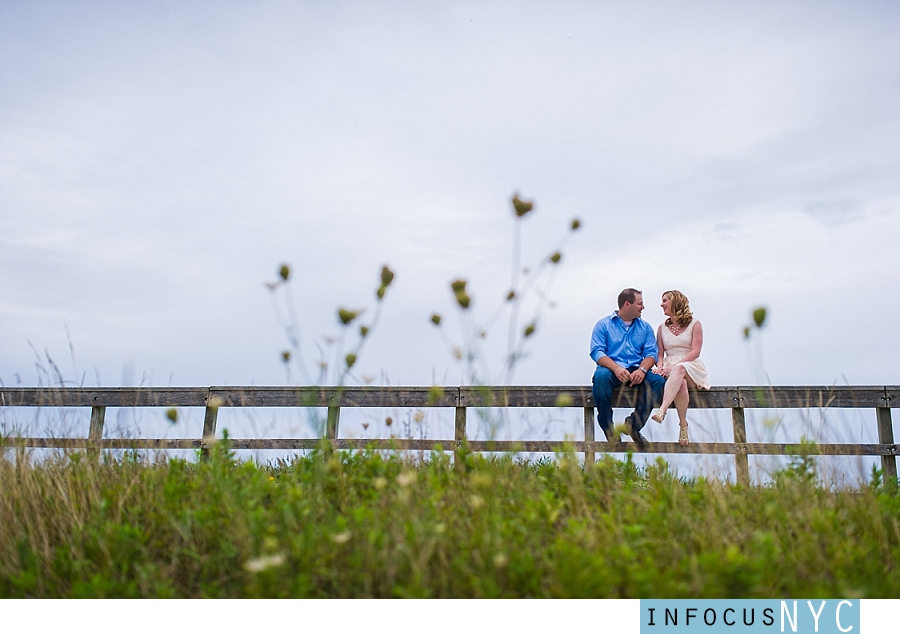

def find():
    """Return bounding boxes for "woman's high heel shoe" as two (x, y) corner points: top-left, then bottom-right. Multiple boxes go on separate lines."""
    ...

(678, 424), (689, 446)
(651, 409), (666, 424)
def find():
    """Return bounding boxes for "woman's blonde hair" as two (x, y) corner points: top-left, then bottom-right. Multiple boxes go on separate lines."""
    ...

(664, 290), (693, 328)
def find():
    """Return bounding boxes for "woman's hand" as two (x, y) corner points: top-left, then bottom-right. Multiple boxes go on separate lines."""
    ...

(654, 366), (670, 378)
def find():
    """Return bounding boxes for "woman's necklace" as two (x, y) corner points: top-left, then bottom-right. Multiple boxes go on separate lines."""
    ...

(668, 320), (684, 335)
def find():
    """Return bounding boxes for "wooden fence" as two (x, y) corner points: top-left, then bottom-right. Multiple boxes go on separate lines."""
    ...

(1, 385), (896, 485)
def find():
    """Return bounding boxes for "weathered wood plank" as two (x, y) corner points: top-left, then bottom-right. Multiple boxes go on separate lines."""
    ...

(200, 398), (219, 460)
(207, 386), (459, 408)
(877, 407), (897, 481)
(454, 406), (467, 445)
(0, 387), (209, 407)
(454, 405), (467, 468)
(741, 443), (896, 456)
(460, 386), (736, 409)
(88, 406), (106, 440)
(230, 439), (455, 450)
(732, 408), (750, 485)
(459, 386), (596, 408)
(0, 438), (205, 449)
(202, 405), (218, 440)
(3, 386), (895, 409)
(1, 436), (893, 457)
(583, 407), (595, 466)
(737, 386), (888, 409)
(451, 441), (896, 455)
(326, 406), (340, 439)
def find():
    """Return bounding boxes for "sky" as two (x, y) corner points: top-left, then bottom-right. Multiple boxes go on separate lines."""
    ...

(2, 0), (899, 401)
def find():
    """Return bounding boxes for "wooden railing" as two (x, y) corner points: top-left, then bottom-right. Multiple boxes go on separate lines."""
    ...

(1, 385), (896, 485)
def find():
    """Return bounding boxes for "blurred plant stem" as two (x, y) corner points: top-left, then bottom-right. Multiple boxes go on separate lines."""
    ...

(268, 264), (395, 389)
(433, 193), (581, 387)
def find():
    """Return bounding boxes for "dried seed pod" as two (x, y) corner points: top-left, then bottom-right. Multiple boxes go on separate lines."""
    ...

(511, 194), (534, 217)
(338, 308), (359, 325)
(752, 307), (767, 328)
(380, 265), (395, 287)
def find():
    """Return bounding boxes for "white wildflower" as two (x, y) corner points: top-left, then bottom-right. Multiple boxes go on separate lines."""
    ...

(244, 553), (286, 574)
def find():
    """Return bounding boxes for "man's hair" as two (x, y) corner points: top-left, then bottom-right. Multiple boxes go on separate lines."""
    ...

(617, 288), (642, 309)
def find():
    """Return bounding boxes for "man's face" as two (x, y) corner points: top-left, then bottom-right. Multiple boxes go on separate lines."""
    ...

(620, 293), (644, 321)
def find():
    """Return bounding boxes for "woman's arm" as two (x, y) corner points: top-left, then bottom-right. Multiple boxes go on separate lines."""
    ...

(653, 325), (669, 376)
(677, 320), (704, 364)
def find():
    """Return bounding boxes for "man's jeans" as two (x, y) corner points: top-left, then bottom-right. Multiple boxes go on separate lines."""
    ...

(591, 365), (666, 433)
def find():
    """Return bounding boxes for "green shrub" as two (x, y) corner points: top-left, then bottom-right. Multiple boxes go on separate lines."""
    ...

(1, 447), (897, 597)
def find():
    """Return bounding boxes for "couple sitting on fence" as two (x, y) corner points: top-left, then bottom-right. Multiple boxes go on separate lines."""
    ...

(590, 288), (710, 449)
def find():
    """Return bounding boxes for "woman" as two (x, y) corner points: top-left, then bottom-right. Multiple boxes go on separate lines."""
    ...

(650, 290), (710, 445)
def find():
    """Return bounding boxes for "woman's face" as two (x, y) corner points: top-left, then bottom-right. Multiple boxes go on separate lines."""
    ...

(660, 294), (672, 317)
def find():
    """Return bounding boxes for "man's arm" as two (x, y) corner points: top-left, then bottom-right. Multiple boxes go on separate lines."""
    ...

(591, 318), (633, 382)
(628, 356), (656, 385)
(598, 355), (632, 382)
(629, 323), (660, 385)
(589, 320), (608, 364)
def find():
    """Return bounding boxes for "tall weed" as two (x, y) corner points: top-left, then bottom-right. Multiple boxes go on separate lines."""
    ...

(1, 447), (897, 598)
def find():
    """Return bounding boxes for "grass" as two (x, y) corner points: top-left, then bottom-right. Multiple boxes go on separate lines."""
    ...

(1, 443), (898, 598)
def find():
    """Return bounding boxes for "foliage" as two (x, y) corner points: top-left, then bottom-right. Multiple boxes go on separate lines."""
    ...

(267, 263), (396, 387)
(430, 193), (581, 385)
(2, 448), (898, 598)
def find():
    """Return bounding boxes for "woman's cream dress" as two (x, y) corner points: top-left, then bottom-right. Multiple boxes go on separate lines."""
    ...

(660, 321), (710, 389)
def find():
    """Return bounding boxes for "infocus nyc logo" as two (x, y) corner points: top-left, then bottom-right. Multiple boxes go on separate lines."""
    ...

(640, 600), (860, 633)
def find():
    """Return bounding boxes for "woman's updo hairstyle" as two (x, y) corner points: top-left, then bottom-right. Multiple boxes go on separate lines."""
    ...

(664, 290), (693, 328)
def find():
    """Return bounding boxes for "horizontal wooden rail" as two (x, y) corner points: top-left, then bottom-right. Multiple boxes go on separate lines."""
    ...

(1, 385), (896, 485)
(0, 385), (894, 408)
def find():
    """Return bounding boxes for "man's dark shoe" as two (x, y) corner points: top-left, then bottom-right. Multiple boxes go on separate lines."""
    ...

(603, 427), (620, 444)
(632, 429), (650, 451)
(623, 415), (649, 451)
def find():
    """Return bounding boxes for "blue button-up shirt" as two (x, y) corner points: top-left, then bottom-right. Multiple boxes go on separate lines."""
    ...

(590, 311), (659, 368)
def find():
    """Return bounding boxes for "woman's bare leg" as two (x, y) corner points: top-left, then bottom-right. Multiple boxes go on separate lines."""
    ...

(654, 365), (687, 420)
(677, 375), (698, 445)
(673, 378), (689, 426)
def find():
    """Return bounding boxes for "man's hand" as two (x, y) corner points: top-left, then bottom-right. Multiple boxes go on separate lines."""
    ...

(629, 369), (646, 386)
(613, 365), (632, 383)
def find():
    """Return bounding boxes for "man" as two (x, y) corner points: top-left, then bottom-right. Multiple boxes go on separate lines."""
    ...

(590, 288), (666, 450)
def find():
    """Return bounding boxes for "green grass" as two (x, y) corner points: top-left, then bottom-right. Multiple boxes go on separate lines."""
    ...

(1, 443), (898, 597)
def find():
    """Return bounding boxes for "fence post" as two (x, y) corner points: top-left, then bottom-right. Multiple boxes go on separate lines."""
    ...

(201, 393), (219, 460)
(877, 406), (896, 483)
(326, 406), (341, 445)
(731, 403), (750, 486)
(455, 391), (467, 470)
(583, 407), (595, 468)
(88, 406), (105, 457)
(89, 405), (106, 440)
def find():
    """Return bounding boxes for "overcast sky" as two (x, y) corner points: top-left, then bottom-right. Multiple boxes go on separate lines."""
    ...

(2, 0), (898, 395)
